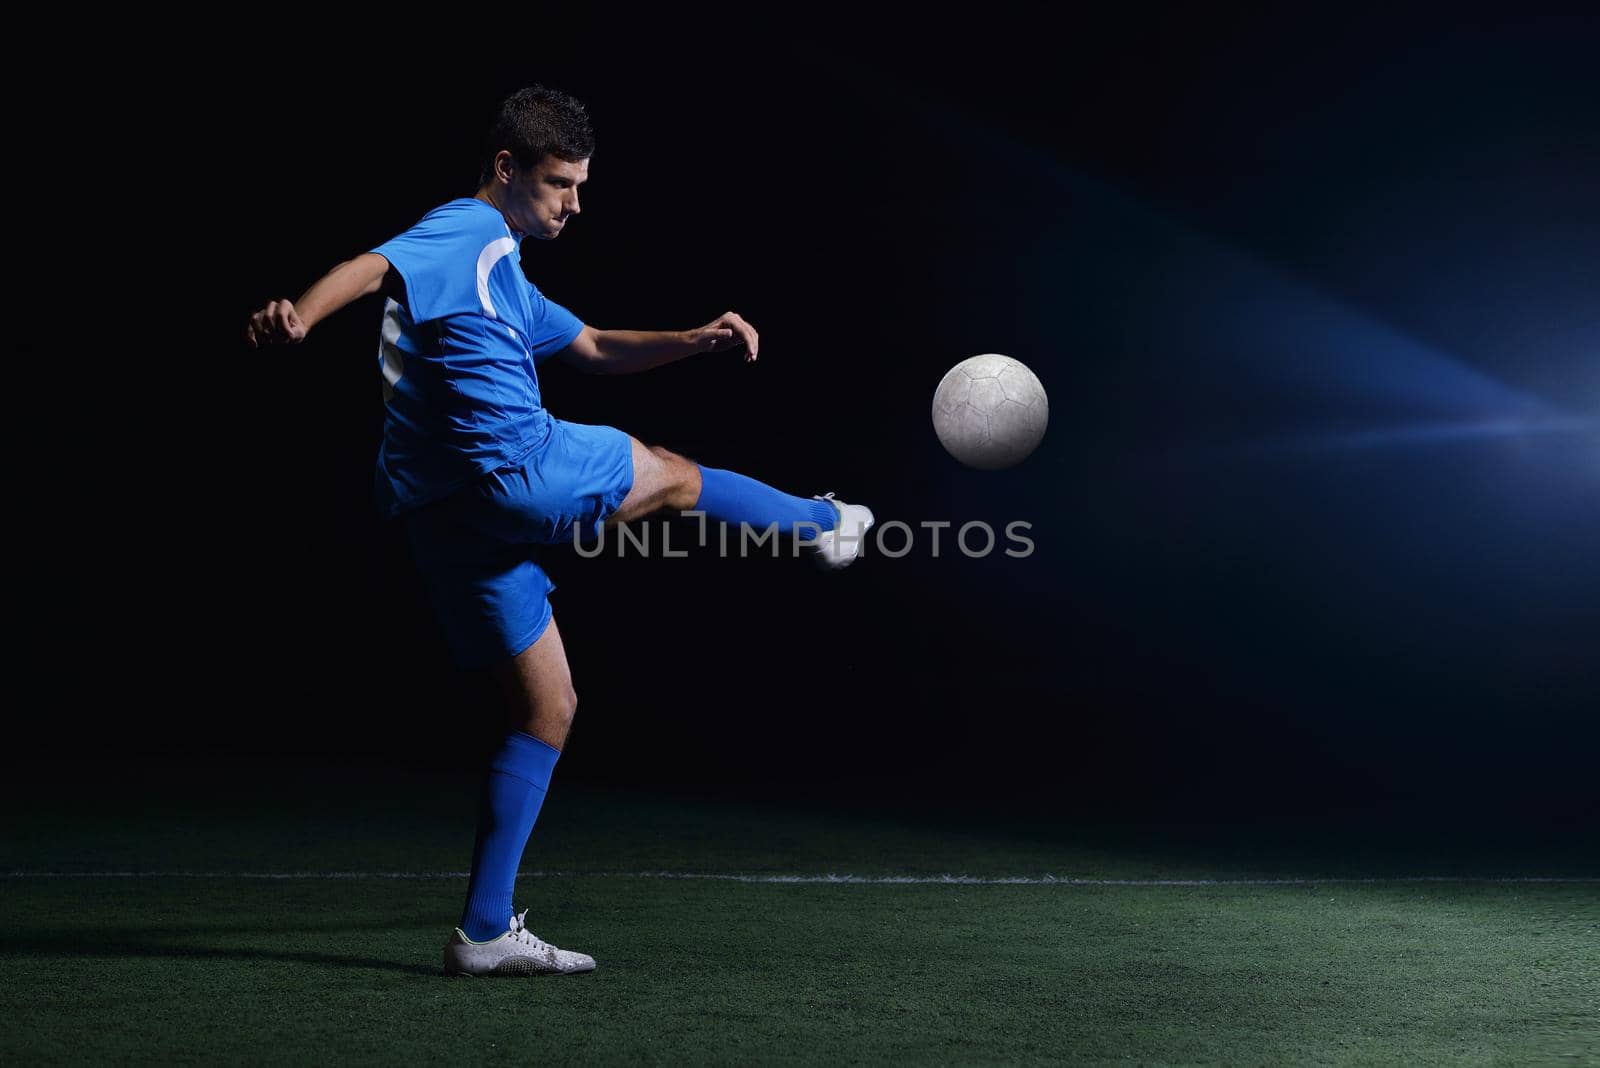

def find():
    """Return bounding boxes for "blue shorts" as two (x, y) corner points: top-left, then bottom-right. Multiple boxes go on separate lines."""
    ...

(404, 419), (634, 669)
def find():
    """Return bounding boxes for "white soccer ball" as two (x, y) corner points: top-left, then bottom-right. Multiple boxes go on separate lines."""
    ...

(931, 354), (1049, 469)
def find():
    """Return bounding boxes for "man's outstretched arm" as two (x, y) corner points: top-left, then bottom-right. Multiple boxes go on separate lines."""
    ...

(557, 311), (760, 374)
(245, 252), (395, 347)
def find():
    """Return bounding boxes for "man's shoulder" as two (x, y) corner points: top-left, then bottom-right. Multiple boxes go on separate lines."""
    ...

(373, 198), (518, 322)
(389, 198), (507, 244)
(418, 197), (496, 221)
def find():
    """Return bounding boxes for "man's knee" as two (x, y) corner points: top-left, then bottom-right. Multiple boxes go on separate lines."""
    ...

(507, 682), (577, 742)
(646, 444), (698, 507)
(551, 683), (579, 728)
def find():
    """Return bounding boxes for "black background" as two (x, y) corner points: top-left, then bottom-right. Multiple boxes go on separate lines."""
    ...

(22, 11), (1599, 823)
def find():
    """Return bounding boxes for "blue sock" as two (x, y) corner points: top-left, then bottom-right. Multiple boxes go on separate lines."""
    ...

(459, 731), (561, 942)
(693, 465), (837, 536)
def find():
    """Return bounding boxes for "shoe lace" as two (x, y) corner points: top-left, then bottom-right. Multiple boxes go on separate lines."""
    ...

(507, 909), (551, 953)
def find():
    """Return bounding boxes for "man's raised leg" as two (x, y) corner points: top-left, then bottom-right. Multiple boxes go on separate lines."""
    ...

(606, 435), (873, 566)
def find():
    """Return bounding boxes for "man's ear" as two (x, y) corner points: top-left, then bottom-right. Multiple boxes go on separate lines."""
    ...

(495, 150), (518, 183)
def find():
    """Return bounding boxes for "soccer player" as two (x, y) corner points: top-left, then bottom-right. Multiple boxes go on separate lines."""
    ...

(244, 85), (873, 977)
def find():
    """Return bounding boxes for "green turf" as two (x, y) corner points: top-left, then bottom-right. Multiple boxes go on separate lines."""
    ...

(3, 777), (1596, 1064)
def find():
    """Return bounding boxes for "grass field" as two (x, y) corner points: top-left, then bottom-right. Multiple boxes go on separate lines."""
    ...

(3, 770), (1596, 1064)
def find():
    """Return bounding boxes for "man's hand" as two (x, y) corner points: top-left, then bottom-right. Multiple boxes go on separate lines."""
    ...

(246, 300), (308, 348)
(687, 311), (759, 362)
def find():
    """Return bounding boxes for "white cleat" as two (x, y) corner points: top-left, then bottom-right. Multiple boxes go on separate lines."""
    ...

(809, 492), (875, 570)
(443, 910), (596, 977)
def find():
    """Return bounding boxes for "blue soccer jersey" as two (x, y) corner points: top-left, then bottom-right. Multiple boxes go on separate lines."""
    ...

(369, 198), (585, 518)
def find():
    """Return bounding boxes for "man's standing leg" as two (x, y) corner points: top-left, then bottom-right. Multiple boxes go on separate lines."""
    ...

(443, 616), (595, 975)
(457, 617), (574, 941)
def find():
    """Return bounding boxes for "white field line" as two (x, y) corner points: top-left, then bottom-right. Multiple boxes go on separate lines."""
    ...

(2, 871), (1597, 886)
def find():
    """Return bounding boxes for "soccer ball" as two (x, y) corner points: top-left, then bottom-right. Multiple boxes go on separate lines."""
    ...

(931, 354), (1049, 469)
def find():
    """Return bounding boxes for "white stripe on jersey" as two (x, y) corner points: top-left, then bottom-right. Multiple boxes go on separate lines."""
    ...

(378, 298), (412, 402)
(474, 236), (518, 320)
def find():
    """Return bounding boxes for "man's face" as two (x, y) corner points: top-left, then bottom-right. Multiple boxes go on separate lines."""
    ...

(503, 155), (588, 239)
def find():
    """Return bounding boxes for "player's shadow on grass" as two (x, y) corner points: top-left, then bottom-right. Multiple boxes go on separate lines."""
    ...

(8, 934), (442, 978)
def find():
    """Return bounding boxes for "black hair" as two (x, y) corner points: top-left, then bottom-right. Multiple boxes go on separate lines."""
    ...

(479, 85), (595, 184)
